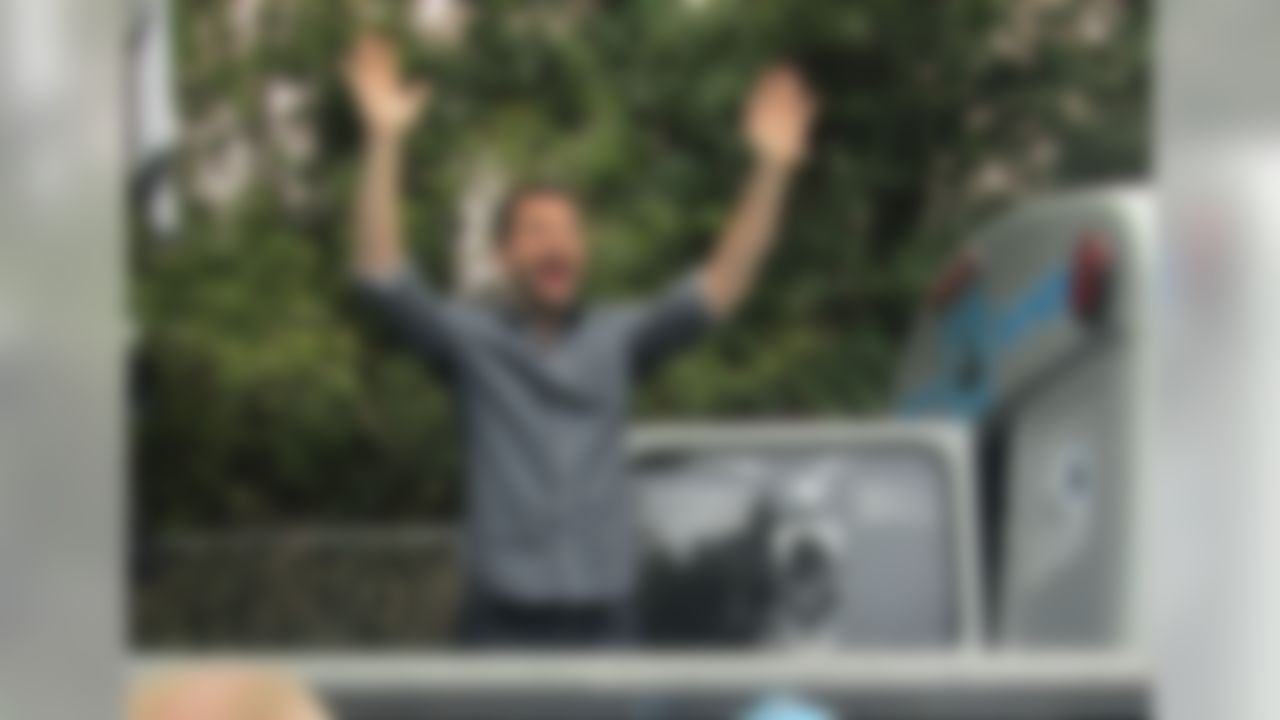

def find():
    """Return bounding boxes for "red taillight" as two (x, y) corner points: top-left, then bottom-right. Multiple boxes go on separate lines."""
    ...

(928, 253), (978, 309)
(1071, 232), (1113, 322)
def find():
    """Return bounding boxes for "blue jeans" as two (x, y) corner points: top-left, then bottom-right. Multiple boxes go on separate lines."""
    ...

(457, 586), (636, 649)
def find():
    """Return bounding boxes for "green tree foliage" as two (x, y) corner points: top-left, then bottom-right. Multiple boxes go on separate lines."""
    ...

(134, 0), (1149, 530)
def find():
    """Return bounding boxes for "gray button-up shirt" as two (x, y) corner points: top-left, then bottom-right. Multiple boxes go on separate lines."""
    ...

(360, 269), (714, 602)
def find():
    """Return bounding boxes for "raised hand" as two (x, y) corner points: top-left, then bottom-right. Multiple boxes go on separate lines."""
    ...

(743, 65), (818, 169)
(344, 34), (431, 141)
(347, 34), (428, 278)
(701, 65), (818, 317)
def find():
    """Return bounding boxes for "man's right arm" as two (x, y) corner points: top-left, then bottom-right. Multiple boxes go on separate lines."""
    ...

(346, 35), (461, 371)
(346, 34), (429, 279)
(354, 132), (410, 277)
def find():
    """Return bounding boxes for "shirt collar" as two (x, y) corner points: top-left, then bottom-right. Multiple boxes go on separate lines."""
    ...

(497, 295), (587, 338)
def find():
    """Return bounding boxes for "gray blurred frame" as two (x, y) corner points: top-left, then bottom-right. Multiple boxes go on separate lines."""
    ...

(133, 652), (1148, 719)
(131, 429), (1157, 718)
(627, 419), (987, 650)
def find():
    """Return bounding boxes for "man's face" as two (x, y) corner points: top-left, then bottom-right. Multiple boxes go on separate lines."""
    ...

(500, 192), (588, 314)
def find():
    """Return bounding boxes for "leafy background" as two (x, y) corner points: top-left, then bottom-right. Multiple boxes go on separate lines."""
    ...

(133, 0), (1149, 533)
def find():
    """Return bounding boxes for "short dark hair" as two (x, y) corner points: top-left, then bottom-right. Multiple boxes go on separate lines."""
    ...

(496, 181), (579, 243)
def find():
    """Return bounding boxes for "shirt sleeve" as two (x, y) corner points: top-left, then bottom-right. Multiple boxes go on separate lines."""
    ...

(629, 270), (717, 377)
(355, 267), (462, 374)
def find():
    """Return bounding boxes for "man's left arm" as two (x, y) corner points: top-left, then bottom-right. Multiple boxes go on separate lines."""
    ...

(629, 66), (817, 375)
(701, 66), (818, 319)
